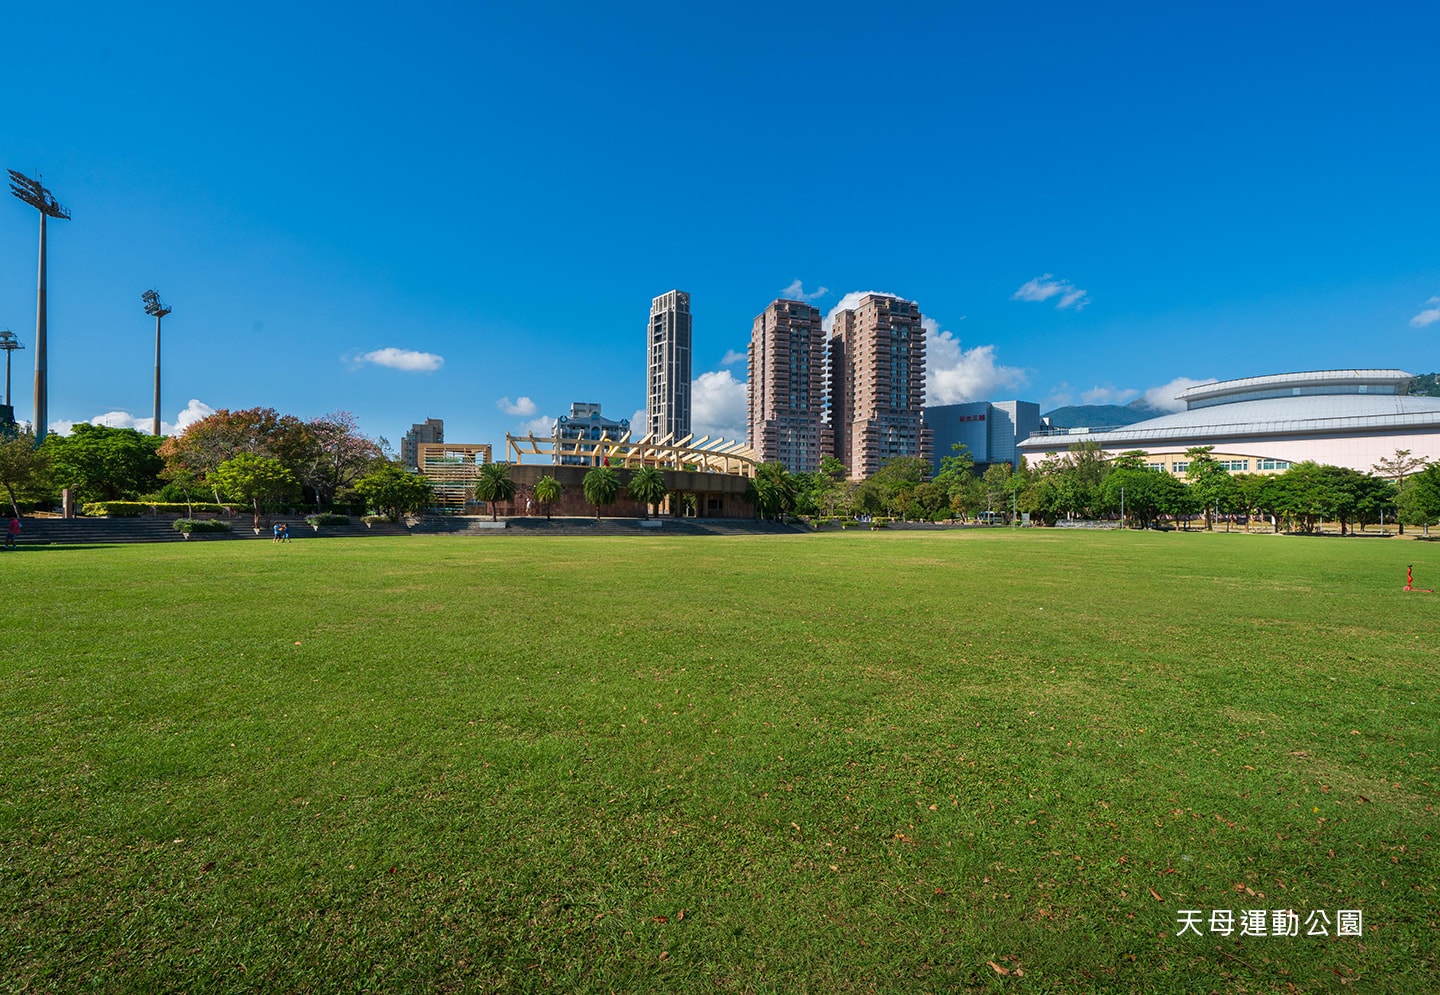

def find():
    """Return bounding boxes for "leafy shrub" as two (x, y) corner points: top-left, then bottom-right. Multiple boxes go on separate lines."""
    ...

(173, 518), (231, 534)
(305, 513), (350, 527)
(84, 501), (146, 517)
(362, 514), (389, 526)
(870, 517), (892, 529)
(85, 501), (234, 517)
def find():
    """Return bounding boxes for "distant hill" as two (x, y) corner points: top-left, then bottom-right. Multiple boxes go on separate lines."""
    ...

(1411, 373), (1440, 397)
(1042, 403), (1158, 430)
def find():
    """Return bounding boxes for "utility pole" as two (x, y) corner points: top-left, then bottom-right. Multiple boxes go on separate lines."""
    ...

(142, 291), (172, 436)
(8, 170), (70, 443)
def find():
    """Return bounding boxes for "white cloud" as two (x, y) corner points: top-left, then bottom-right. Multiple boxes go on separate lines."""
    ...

(1140, 376), (1217, 413)
(924, 317), (1027, 405)
(48, 398), (217, 438)
(174, 398), (215, 431)
(721, 349), (747, 366)
(1043, 383), (1075, 409)
(690, 369), (749, 441)
(631, 409), (647, 437)
(782, 279), (830, 302)
(354, 347), (444, 372)
(496, 396), (538, 417)
(517, 414), (556, 436)
(1011, 274), (1090, 311)
(1410, 296), (1440, 328)
(823, 290), (901, 332)
(1080, 386), (1140, 406)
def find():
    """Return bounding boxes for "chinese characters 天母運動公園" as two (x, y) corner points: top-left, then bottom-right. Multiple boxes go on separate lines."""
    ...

(1175, 908), (1362, 937)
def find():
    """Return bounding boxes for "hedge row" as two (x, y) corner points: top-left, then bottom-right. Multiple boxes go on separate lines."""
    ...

(172, 519), (232, 534)
(83, 501), (236, 517)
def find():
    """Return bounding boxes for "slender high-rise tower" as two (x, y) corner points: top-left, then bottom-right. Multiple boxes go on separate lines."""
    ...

(647, 290), (692, 440)
(747, 299), (829, 472)
(829, 293), (932, 479)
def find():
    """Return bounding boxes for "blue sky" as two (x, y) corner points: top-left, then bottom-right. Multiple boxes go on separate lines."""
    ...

(4, 2), (1438, 448)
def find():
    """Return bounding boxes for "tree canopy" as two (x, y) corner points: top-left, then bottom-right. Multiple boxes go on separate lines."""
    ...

(355, 465), (433, 522)
(42, 424), (164, 504)
(211, 453), (301, 526)
(582, 466), (620, 518)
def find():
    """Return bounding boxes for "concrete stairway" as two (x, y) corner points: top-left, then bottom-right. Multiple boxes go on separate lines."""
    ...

(15, 516), (411, 546)
(415, 516), (811, 537)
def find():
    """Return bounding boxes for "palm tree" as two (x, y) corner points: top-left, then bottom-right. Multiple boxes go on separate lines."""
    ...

(626, 464), (667, 518)
(746, 461), (796, 520)
(582, 465), (620, 519)
(533, 475), (562, 520)
(474, 461), (516, 522)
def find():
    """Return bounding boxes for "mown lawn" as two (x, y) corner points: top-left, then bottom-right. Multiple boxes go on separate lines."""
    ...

(0, 529), (1436, 993)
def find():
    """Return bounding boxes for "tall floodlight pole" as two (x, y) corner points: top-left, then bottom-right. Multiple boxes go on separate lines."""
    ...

(8, 170), (70, 443)
(142, 290), (172, 436)
(0, 329), (22, 408)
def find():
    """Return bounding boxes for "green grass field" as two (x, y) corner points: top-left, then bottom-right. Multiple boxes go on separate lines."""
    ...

(1, 530), (1437, 993)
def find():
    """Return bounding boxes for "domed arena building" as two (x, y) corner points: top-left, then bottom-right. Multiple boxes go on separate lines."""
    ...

(1017, 370), (1440, 475)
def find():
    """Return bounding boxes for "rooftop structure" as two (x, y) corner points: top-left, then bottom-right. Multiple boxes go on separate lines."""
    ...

(1018, 370), (1440, 474)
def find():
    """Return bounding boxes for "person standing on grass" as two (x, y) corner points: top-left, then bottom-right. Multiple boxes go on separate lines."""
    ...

(273, 522), (282, 543)
(280, 523), (290, 542)
(4, 516), (18, 551)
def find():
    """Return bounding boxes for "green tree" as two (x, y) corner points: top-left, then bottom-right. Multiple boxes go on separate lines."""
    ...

(626, 465), (668, 518)
(1233, 473), (1282, 532)
(533, 475), (562, 520)
(159, 406), (312, 502)
(212, 453), (301, 527)
(1101, 464), (1178, 530)
(474, 462), (517, 521)
(745, 462), (797, 520)
(981, 463), (1015, 520)
(43, 424), (164, 504)
(1372, 449), (1429, 534)
(297, 411), (384, 511)
(355, 465), (433, 521)
(582, 465), (620, 518)
(0, 429), (50, 517)
(1183, 446), (1235, 530)
(1397, 463), (1440, 535)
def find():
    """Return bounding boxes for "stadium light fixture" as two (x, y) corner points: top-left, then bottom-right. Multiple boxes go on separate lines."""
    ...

(8, 169), (70, 443)
(0, 329), (22, 408)
(142, 290), (172, 436)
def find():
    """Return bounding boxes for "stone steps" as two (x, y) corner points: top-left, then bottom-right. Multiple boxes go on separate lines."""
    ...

(15, 516), (410, 545)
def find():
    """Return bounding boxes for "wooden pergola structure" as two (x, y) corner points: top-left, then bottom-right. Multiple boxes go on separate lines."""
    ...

(416, 442), (494, 510)
(506, 431), (758, 478)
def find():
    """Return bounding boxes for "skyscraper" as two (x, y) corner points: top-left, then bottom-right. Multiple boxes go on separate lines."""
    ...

(647, 290), (692, 440)
(747, 298), (830, 472)
(829, 293), (932, 479)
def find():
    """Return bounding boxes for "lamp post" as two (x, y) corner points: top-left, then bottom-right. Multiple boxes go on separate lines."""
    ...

(1120, 486), (1125, 530)
(0, 329), (22, 408)
(8, 170), (70, 443)
(142, 290), (172, 436)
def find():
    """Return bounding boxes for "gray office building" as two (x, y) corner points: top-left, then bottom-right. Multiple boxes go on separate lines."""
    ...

(924, 400), (1042, 473)
(401, 417), (444, 471)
